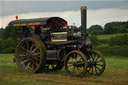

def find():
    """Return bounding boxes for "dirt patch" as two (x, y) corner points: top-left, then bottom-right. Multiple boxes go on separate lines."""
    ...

(5, 71), (128, 85)
(35, 78), (86, 85)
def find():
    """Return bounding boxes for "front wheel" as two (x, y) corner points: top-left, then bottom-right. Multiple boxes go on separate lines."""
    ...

(65, 50), (88, 77)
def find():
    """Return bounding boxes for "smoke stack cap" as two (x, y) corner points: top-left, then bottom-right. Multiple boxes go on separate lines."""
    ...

(80, 6), (87, 10)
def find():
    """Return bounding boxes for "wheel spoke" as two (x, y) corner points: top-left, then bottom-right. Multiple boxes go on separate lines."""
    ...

(90, 53), (94, 61)
(96, 64), (103, 67)
(25, 62), (31, 70)
(77, 61), (84, 65)
(32, 52), (40, 56)
(70, 57), (75, 63)
(95, 56), (100, 62)
(74, 53), (78, 62)
(33, 60), (38, 68)
(93, 53), (96, 61)
(21, 47), (27, 52)
(30, 60), (34, 70)
(88, 55), (92, 62)
(96, 60), (102, 63)
(35, 60), (39, 65)
(21, 59), (30, 64)
(79, 58), (82, 62)
(88, 67), (92, 72)
(33, 57), (40, 61)
(19, 54), (27, 60)
(32, 47), (38, 53)
(92, 66), (94, 74)
(95, 66), (101, 72)
(30, 42), (34, 51)
(26, 41), (30, 51)
(95, 66), (98, 74)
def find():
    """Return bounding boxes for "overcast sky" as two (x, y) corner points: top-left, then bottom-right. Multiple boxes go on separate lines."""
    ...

(0, 0), (128, 28)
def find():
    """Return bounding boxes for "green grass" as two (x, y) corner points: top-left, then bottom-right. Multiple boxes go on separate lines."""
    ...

(0, 54), (128, 85)
(97, 33), (128, 40)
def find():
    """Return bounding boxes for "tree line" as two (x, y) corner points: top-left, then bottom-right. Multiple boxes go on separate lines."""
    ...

(88, 21), (128, 56)
(88, 21), (128, 35)
(0, 26), (22, 53)
(0, 21), (128, 53)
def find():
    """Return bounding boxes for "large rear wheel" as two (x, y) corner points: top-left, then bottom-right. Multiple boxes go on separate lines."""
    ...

(15, 37), (46, 73)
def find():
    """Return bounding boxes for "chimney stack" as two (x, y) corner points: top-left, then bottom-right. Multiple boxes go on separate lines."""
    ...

(80, 6), (87, 40)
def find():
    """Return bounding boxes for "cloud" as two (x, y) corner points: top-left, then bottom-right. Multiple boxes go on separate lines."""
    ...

(0, 8), (128, 28)
(1, 1), (128, 16)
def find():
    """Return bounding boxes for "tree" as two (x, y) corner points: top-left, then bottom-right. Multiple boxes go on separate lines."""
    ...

(104, 21), (128, 34)
(0, 26), (22, 53)
(2, 26), (22, 40)
(89, 35), (101, 46)
(109, 34), (128, 46)
(0, 28), (4, 39)
(88, 25), (103, 35)
(0, 38), (16, 53)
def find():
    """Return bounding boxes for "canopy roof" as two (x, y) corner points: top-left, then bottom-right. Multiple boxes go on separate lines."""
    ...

(8, 17), (68, 27)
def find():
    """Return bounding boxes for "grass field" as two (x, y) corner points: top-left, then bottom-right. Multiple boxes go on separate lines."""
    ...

(0, 54), (128, 85)
(97, 33), (128, 40)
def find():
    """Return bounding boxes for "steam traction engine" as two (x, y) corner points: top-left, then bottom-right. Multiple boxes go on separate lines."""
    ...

(8, 6), (106, 77)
